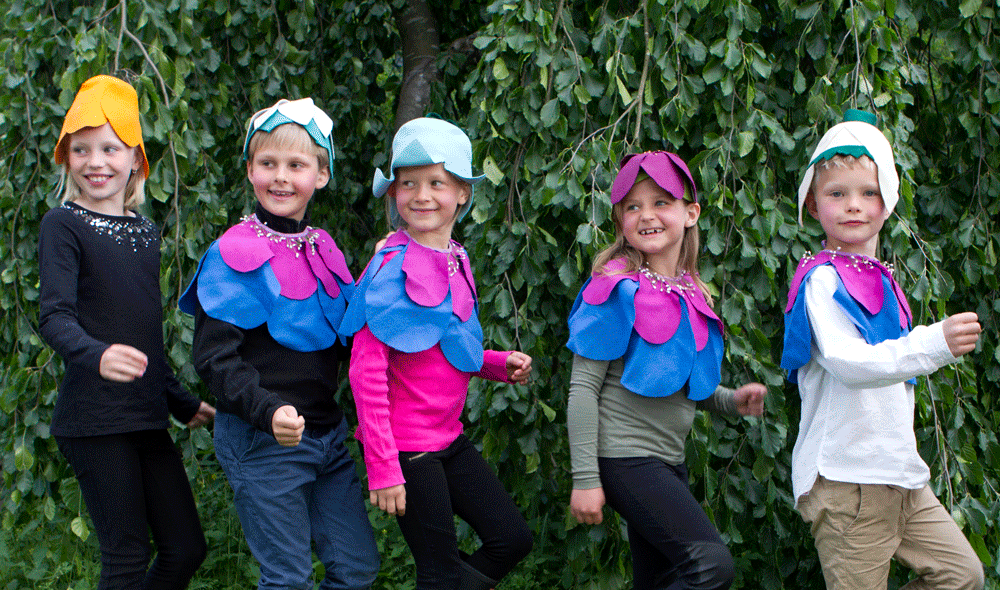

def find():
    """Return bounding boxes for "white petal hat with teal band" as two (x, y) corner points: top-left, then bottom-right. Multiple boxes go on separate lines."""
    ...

(374, 117), (486, 227)
(797, 109), (899, 225)
(242, 98), (336, 178)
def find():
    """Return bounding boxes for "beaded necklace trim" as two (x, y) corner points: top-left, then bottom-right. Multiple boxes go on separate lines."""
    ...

(64, 203), (156, 250)
(801, 247), (895, 275)
(639, 265), (698, 294)
(243, 214), (320, 259)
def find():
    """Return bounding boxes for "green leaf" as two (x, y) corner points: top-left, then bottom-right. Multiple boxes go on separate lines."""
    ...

(70, 516), (89, 541)
(482, 155), (505, 185)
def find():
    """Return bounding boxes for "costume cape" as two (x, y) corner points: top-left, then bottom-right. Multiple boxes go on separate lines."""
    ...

(781, 250), (914, 384)
(179, 215), (354, 352)
(566, 258), (724, 401)
(338, 230), (485, 372)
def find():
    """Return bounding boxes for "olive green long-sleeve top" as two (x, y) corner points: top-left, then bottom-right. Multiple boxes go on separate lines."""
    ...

(567, 354), (739, 489)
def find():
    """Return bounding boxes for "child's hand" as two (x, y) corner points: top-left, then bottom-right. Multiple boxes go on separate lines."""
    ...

(371, 484), (406, 516)
(506, 351), (532, 385)
(943, 312), (981, 358)
(99, 344), (148, 382)
(271, 405), (305, 447)
(186, 401), (216, 428)
(734, 383), (766, 416)
(570, 487), (606, 525)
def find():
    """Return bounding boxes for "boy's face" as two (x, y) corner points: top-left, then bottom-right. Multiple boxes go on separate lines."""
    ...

(806, 162), (888, 257)
(390, 163), (469, 250)
(247, 146), (329, 222)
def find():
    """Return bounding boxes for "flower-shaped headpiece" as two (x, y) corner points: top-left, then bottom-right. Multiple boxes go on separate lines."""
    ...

(373, 117), (486, 226)
(797, 109), (898, 224)
(611, 151), (696, 205)
(242, 98), (335, 177)
(55, 75), (148, 177)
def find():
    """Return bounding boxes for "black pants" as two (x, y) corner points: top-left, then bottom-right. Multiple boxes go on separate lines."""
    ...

(56, 430), (207, 590)
(396, 435), (533, 590)
(599, 457), (734, 590)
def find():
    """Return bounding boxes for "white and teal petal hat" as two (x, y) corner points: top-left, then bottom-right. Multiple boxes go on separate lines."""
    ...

(797, 109), (898, 224)
(242, 98), (335, 177)
(374, 117), (486, 227)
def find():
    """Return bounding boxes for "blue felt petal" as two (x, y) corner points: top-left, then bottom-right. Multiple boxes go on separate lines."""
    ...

(187, 242), (280, 329)
(439, 313), (485, 372)
(365, 250), (449, 353)
(268, 290), (340, 351)
(318, 278), (354, 346)
(339, 249), (393, 337)
(566, 279), (637, 361)
(688, 327), (724, 401)
(781, 277), (814, 384)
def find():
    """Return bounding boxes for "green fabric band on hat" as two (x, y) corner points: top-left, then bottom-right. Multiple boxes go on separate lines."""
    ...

(809, 145), (873, 167)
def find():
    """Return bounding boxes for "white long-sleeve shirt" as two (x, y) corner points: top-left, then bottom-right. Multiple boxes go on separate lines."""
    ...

(792, 266), (957, 505)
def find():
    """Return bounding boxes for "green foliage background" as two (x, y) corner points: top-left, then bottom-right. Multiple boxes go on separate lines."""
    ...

(2, 0), (998, 588)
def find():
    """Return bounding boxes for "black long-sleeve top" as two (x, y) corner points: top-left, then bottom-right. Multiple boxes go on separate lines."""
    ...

(188, 205), (345, 436)
(38, 202), (201, 437)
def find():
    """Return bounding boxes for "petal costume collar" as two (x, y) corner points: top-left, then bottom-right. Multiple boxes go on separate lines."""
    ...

(219, 214), (353, 301)
(567, 257), (724, 400)
(784, 249), (912, 331)
(582, 258), (722, 349)
(338, 230), (485, 372)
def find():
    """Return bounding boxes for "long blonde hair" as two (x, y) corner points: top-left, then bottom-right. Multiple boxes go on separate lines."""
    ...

(591, 180), (713, 306)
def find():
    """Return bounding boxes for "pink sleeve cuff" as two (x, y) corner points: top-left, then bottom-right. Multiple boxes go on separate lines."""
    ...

(475, 349), (512, 383)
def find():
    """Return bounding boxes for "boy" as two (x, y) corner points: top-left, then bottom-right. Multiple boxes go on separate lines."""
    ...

(781, 109), (984, 590)
(180, 98), (379, 590)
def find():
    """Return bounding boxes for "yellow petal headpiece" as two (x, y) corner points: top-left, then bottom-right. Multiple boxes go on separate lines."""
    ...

(54, 75), (148, 177)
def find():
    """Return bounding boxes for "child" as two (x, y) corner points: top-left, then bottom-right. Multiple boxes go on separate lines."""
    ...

(38, 74), (214, 590)
(179, 98), (379, 590)
(781, 110), (984, 590)
(339, 117), (534, 590)
(566, 151), (766, 590)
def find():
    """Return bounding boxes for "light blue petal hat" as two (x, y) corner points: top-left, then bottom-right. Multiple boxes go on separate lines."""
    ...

(374, 117), (486, 227)
(242, 98), (335, 178)
(797, 109), (898, 224)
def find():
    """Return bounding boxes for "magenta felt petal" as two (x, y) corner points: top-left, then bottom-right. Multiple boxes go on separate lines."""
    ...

(449, 263), (474, 321)
(305, 247), (341, 299)
(219, 222), (272, 272)
(633, 276), (682, 344)
(582, 258), (631, 305)
(402, 240), (450, 307)
(611, 151), (697, 204)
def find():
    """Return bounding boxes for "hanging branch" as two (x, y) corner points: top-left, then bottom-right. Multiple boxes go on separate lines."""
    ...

(115, 0), (184, 298)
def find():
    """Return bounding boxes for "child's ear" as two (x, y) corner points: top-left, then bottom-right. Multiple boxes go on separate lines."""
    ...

(246, 159), (254, 181)
(132, 148), (144, 173)
(805, 193), (819, 219)
(684, 201), (701, 227)
(315, 166), (330, 190)
(457, 184), (470, 206)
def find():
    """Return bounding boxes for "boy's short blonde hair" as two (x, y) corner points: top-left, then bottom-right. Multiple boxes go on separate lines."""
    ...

(247, 123), (328, 171)
(810, 154), (877, 191)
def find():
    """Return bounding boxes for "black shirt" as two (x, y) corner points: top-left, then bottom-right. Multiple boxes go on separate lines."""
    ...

(38, 202), (201, 437)
(189, 204), (345, 435)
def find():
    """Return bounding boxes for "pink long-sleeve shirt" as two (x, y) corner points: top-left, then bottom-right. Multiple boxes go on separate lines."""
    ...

(349, 325), (512, 490)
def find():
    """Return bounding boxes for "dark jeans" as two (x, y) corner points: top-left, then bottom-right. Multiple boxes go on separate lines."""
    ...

(213, 413), (379, 590)
(599, 457), (734, 590)
(396, 434), (533, 590)
(56, 430), (206, 590)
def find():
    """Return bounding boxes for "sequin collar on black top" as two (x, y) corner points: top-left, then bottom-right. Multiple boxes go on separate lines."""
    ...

(63, 201), (156, 250)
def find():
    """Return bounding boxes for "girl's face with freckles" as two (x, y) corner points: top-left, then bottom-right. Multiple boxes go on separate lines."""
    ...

(67, 123), (141, 215)
(619, 178), (699, 276)
(391, 163), (469, 250)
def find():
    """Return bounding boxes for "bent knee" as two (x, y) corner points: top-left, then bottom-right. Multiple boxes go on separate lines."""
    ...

(685, 541), (734, 590)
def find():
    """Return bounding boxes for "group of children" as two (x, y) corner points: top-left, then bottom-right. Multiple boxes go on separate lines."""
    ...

(37, 74), (984, 590)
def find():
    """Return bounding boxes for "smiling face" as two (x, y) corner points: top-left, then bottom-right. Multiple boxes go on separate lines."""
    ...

(619, 178), (700, 276)
(247, 144), (329, 222)
(391, 163), (470, 250)
(66, 123), (142, 215)
(806, 157), (887, 257)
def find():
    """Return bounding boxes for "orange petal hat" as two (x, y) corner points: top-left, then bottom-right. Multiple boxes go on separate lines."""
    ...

(54, 75), (148, 177)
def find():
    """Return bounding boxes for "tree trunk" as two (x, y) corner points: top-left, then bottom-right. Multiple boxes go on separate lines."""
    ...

(394, 0), (439, 131)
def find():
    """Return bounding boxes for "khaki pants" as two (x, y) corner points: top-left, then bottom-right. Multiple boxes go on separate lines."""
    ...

(797, 477), (984, 590)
